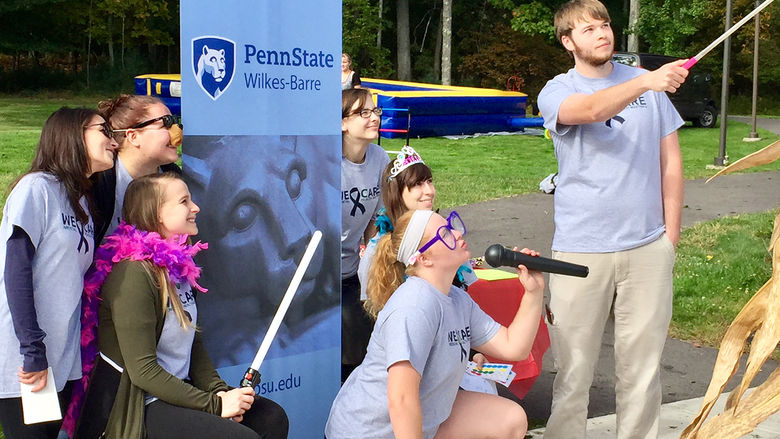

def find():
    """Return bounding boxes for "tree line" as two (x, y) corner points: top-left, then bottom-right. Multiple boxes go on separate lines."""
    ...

(345, 0), (778, 101)
(0, 0), (777, 99)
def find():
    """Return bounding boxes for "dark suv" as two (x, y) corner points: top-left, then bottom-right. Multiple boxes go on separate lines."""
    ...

(612, 52), (718, 128)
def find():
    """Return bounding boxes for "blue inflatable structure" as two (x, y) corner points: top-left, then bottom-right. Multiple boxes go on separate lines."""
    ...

(134, 74), (182, 115)
(362, 78), (543, 138)
(134, 74), (543, 138)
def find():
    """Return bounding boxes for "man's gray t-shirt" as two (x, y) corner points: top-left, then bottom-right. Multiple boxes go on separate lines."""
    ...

(325, 276), (500, 438)
(538, 62), (683, 253)
(341, 143), (389, 278)
(0, 173), (94, 396)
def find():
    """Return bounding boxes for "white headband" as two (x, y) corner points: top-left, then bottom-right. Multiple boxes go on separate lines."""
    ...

(397, 210), (434, 267)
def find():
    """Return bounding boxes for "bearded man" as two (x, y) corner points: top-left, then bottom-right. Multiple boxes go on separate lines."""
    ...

(538, 1), (688, 437)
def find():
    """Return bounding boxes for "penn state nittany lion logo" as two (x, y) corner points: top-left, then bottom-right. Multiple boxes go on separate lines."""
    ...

(192, 36), (235, 100)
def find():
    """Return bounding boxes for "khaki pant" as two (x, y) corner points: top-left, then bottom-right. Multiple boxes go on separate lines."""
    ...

(544, 234), (675, 439)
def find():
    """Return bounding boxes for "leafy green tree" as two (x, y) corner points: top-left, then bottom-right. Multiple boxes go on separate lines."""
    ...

(459, 22), (571, 100)
(637, 0), (779, 94)
(509, 0), (560, 42)
(343, 0), (393, 78)
(636, 0), (710, 56)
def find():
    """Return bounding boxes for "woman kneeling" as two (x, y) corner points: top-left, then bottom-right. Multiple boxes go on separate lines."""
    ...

(78, 173), (288, 439)
(326, 209), (544, 439)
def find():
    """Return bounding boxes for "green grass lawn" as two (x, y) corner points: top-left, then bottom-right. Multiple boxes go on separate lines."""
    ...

(672, 210), (776, 349)
(0, 96), (779, 355)
(0, 96), (105, 198)
(2, 95), (779, 208)
(379, 120), (779, 208)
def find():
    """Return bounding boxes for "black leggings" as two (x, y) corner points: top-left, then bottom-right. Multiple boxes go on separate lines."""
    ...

(340, 274), (373, 381)
(0, 379), (74, 439)
(144, 395), (288, 439)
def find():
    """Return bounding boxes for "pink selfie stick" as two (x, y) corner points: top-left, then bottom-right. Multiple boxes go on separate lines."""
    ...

(682, 0), (774, 70)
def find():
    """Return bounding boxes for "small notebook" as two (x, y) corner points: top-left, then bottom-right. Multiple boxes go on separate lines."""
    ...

(474, 268), (518, 281)
(20, 367), (62, 424)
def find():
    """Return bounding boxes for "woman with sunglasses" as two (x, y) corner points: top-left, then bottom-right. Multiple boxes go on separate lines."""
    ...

(0, 108), (117, 438)
(326, 210), (544, 439)
(340, 88), (390, 381)
(93, 95), (182, 244)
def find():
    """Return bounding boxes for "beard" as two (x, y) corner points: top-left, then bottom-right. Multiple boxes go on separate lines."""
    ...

(571, 40), (613, 67)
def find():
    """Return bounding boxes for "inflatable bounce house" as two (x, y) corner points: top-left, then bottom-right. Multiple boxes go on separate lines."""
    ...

(135, 74), (182, 115)
(361, 77), (542, 138)
(134, 74), (543, 138)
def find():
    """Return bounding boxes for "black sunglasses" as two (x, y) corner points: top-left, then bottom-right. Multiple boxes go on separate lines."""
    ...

(131, 114), (180, 129)
(84, 121), (114, 139)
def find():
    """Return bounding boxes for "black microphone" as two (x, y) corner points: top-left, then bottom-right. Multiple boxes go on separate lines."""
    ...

(484, 244), (589, 278)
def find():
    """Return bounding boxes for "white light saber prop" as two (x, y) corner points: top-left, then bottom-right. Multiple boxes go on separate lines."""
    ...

(682, 0), (774, 69)
(239, 230), (323, 389)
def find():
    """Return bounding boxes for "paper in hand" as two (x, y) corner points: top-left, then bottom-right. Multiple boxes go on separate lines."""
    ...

(20, 367), (62, 424)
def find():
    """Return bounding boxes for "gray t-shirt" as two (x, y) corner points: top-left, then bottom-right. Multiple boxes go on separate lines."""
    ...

(357, 231), (381, 300)
(0, 173), (94, 396)
(145, 282), (198, 405)
(341, 143), (389, 278)
(538, 62), (683, 253)
(325, 276), (500, 438)
(108, 156), (134, 237)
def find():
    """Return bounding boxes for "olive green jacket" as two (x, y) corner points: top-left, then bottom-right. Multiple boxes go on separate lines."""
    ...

(98, 260), (229, 439)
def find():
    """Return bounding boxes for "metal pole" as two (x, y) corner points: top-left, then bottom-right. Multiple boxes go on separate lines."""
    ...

(716, 0), (732, 166)
(746, 0), (761, 141)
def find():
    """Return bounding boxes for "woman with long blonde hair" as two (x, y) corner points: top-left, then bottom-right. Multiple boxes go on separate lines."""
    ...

(327, 209), (545, 439)
(71, 173), (288, 439)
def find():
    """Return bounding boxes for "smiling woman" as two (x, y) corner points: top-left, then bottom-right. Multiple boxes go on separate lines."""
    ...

(93, 94), (184, 244)
(327, 209), (544, 439)
(0, 107), (117, 438)
(340, 88), (391, 380)
(68, 173), (289, 439)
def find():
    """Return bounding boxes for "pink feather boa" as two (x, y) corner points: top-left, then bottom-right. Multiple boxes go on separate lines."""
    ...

(61, 222), (208, 437)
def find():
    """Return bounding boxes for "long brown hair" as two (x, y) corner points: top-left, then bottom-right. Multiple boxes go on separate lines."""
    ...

(11, 107), (98, 224)
(364, 210), (428, 317)
(123, 173), (194, 328)
(381, 162), (433, 225)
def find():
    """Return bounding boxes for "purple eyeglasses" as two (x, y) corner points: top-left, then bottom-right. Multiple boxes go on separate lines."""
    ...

(407, 211), (466, 265)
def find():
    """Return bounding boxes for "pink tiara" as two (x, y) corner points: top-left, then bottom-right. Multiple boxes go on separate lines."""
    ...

(388, 145), (425, 181)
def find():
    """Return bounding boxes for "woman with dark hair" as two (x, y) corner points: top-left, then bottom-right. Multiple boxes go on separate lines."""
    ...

(0, 107), (117, 438)
(93, 94), (182, 244)
(341, 88), (390, 380)
(357, 145), (435, 300)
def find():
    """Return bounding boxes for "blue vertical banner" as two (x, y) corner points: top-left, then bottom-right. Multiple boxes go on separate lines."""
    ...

(180, 2), (341, 437)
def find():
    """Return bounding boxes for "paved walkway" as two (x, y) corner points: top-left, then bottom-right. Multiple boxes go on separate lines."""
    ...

(455, 165), (780, 436)
(526, 390), (780, 438)
(728, 115), (780, 136)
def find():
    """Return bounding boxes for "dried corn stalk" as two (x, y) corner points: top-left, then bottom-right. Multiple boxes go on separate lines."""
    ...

(681, 139), (780, 439)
